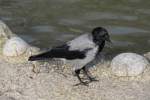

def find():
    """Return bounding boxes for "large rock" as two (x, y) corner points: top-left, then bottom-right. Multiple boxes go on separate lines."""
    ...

(0, 20), (14, 38)
(0, 20), (40, 63)
(111, 53), (149, 77)
(3, 37), (29, 57)
(1, 36), (40, 64)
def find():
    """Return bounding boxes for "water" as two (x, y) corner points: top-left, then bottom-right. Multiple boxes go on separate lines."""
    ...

(0, 0), (150, 55)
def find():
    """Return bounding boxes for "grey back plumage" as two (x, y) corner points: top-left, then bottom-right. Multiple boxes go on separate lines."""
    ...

(66, 33), (99, 70)
(67, 34), (96, 51)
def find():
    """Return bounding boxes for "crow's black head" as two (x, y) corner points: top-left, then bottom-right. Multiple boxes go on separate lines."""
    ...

(92, 27), (111, 45)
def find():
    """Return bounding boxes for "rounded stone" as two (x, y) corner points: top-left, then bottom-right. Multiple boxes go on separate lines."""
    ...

(111, 53), (149, 76)
(3, 37), (29, 57)
(0, 20), (13, 38)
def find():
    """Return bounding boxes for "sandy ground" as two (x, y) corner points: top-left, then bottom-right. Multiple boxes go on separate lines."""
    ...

(0, 55), (150, 100)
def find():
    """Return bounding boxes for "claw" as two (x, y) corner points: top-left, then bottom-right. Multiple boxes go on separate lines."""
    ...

(82, 66), (98, 82)
(74, 81), (89, 86)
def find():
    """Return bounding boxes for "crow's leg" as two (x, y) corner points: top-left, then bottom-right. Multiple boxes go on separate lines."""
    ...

(74, 69), (88, 86)
(82, 66), (98, 82)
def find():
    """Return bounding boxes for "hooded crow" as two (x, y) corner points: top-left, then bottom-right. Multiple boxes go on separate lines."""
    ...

(29, 27), (111, 85)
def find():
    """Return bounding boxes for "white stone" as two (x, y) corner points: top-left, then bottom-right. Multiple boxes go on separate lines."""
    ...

(3, 37), (29, 57)
(0, 20), (13, 37)
(111, 53), (149, 76)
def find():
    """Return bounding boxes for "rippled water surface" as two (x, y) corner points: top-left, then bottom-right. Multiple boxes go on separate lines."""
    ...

(0, 0), (150, 54)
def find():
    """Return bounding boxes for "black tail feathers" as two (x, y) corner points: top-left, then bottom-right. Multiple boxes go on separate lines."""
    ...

(28, 47), (86, 61)
(28, 56), (44, 61)
(28, 50), (52, 61)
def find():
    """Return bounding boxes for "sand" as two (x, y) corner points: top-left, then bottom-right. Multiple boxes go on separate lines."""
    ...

(0, 55), (150, 100)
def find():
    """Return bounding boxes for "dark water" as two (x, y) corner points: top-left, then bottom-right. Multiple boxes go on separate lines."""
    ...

(0, 0), (150, 54)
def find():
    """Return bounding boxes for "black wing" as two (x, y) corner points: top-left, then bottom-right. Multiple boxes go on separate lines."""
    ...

(28, 44), (87, 61)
